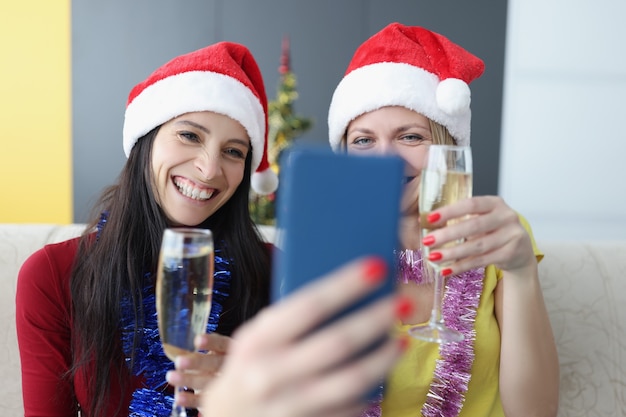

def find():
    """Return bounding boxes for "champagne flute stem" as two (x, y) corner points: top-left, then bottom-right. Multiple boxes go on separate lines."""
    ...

(428, 266), (446, 327)
(171, 386), (188, 417)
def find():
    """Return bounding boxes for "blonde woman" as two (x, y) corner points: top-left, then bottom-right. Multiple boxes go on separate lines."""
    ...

(327, 23), (559, 417)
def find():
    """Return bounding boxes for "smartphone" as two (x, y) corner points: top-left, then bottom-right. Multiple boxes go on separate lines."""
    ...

(271, 144), (403, 323)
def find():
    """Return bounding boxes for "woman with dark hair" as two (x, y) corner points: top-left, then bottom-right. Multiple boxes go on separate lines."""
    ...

(16, 41), (281, 417)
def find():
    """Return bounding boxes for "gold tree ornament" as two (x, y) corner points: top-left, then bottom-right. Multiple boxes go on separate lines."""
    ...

(250, 35), (313, 225)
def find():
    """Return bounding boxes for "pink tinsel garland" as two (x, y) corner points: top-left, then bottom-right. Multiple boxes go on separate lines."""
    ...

(362, 250), (484, 417)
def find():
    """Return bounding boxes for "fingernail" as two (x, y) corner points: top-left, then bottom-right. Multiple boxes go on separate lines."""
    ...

(422, 235), (435, 246)
(398, 335), (411, 351)
(394, 295), (414, 319)
(174, 355), (190, 369)
(194, 334), (204, 347)
(427, 212), (441, 223)
(362, 258), (387, 284)
(428, 251), (442, 262)
(441, 268), (453, 277)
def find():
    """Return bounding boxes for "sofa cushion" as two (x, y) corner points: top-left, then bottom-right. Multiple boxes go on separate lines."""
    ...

(538, 240), (626, 416)
(2, 224), (625, 416)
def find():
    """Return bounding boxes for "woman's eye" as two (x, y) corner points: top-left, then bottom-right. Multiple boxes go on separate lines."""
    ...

(400, 134), (424, 142)
(352, 137), (373, 146)
(225, 148), (246, 159)
(178, 131), (201, 143)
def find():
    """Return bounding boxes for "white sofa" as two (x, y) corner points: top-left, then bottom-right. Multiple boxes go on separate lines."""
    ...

(1, 223), (625, 416)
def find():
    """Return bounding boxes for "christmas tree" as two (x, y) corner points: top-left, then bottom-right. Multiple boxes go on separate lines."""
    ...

(249, 35), (313, 224)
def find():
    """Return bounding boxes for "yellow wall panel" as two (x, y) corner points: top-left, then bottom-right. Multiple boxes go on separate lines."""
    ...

(0, 0), (72, 223)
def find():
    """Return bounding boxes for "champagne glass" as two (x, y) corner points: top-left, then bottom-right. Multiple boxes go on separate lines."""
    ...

(409, 145), (472, 343)
(156, 228), (214, 417)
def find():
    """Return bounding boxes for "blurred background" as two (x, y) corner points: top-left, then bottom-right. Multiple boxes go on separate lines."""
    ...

(1, 0), (624, 241)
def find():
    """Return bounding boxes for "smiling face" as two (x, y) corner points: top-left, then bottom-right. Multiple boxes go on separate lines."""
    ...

(151, 111), (250, 226)
(345, 106), (433, 214)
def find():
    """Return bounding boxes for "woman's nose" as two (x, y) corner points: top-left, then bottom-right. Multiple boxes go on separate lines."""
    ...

(195, 149), (221, 180)
(377, 141), (398, 156)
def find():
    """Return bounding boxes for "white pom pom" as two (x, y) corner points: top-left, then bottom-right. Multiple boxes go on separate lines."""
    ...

(436, 78), (471, 115)
(251, 168), (279, 195)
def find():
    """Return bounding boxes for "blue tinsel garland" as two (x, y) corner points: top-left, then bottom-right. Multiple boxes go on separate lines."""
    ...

(122, 251), (231, 417)
(96, 213), (231, 417)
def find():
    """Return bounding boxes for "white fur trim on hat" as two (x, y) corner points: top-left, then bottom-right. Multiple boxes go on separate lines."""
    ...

(251, 167), (279, 195)
(123, 70), (265, 173)
(328, 62), (471, 149)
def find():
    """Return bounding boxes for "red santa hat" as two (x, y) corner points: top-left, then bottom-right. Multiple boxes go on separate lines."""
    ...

(123, 41), (278, 195)
(328, 23), (485, 149)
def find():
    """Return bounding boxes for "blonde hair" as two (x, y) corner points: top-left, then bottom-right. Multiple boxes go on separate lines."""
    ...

(428, 119), (457, 145)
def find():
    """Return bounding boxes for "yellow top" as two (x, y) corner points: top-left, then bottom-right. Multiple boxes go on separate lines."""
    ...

(382, 216), (542, 417)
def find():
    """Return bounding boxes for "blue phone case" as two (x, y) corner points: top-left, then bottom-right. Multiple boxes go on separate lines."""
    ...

(272, 144), (403, 314)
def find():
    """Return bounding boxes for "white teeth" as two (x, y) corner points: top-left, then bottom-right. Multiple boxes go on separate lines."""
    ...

(174, 179), (214, 201)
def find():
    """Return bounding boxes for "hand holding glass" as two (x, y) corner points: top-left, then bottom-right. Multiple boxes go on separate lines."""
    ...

(156, 228), (214, 417)
(409, 145), (472, 343)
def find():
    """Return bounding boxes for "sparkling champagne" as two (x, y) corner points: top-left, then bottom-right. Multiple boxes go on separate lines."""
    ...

(410, 145), (472, 344)
(157, 245), (214, 361)
(419, 170), (472, 265)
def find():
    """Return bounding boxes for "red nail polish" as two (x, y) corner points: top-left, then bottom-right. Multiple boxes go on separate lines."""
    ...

(441, 268), (453, 277)
(362, 258), (387, 284)
(427, 212), (441, 223)
(398, 335), (411, 351)
(422, 235), (435, 246)
(395, 296), (414, 319)
(428, 252), (442, 262)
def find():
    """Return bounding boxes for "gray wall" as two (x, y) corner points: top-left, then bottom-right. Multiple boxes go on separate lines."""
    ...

(72, 0), (507, 222)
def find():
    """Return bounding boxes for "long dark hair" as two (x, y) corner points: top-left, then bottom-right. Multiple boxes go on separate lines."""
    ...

(69, 127), (271, 417)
